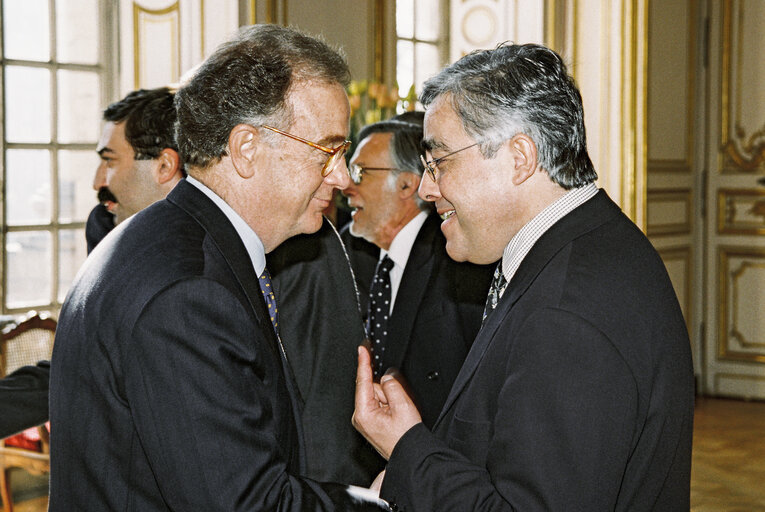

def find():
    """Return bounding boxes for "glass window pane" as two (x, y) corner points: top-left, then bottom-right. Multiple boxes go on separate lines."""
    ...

(6, 149), (52, 226)
(415, 0), (440, 41)
(6, 231), (52, 309)
(58, 70), (100, 143)
(2, 0), (50, 61)
(59, 150), (98, 223)
(415, 43), (441, 93)
(56, 0), (99, 64)
(396, 0), (414, 38)
(58, 228), (87, 302)
(5, 66), (52, 143)
(397, 40), (414, 101)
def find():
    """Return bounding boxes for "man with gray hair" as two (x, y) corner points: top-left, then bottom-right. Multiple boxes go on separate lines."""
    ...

(51, 25), (387, 511)
(354, 43), (693, 510)
(342, 112), (492, 428)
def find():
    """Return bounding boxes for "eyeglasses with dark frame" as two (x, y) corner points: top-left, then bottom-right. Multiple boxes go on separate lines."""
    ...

(261, 125), (352, 177)
(420, 142), (480, 182)
(348, 164), (402, 185)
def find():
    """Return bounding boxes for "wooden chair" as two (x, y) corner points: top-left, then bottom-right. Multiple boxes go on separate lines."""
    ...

(0, 312), (56, 512)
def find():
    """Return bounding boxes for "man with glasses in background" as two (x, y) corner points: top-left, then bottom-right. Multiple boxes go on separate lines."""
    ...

(50, 25), (387, 511)
(342, 112), (493, 429)
(354, 43), (693, 510)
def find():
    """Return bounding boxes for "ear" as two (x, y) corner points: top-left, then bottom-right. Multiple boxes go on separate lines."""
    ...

(507, 134), (538, 186)
(397, 172), (422, 200)
(228, 124), (260, 179)
(154, 148), (182, 185)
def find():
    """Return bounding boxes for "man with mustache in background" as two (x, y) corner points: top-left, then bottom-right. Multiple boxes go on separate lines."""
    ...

(88, 86), (184, 252)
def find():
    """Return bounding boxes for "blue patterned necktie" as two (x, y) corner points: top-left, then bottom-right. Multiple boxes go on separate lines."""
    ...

(482, 261), (508, 325)
(258, 267), (279, 335)
(366, 255), (394, 379)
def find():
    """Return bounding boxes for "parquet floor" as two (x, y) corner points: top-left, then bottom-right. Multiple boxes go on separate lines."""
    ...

(691, 397), (765, 511)
(2, 397), (764, 511)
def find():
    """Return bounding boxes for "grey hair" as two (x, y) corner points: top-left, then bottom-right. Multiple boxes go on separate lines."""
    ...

(420, 43), (596, 189)
(175, 24), (350, 171)
(357, 112), (431, 211)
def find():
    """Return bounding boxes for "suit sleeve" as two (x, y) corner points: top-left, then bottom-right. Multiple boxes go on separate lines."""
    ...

(124, 278), (387, 511)
(381, 307), (638, 511)
(0, 361), (50, 438)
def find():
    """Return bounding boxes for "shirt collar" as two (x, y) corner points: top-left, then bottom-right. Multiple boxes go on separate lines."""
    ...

(185, 175), (266, 276)
(501, 183), (599, 283)
(381, 211), (429, 269)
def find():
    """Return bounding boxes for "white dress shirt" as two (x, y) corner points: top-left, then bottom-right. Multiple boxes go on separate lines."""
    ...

(186, 176), (267, 277)
(379, 210), (429, 314)
(499, 183), (599, 297)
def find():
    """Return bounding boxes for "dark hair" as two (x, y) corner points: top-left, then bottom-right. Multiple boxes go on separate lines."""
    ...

(103, 87), (178, 161)
(175, 24), (351, 170)
(420, 43), (597, 189)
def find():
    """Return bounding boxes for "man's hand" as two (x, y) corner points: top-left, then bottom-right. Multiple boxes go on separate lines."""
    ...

(352, 346), (422, 460)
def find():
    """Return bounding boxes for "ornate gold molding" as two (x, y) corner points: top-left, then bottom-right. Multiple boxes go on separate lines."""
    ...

(718, 246), (765, 363)
(132, 1), (181, 89)
(718, 188), (765, 235)
(647, 188), (693, 236)
(374, 0), (384, 83)
(720, 0), (765, 174)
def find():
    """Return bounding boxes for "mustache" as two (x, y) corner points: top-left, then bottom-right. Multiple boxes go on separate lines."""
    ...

(97, 187), (118, 204)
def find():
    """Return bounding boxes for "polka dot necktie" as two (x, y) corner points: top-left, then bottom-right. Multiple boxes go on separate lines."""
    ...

(258, 267), (279, 335)
(482, 261), (508, 325)
(366, 255), (394, 379)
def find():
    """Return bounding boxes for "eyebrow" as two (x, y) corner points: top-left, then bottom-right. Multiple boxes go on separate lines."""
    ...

(421, 138), (448, 153)
(318, 134), (348, 148)
(97, 147), (115, 157)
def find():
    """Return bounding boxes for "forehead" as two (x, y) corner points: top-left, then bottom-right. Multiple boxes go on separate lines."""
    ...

(286, 81), (350, 144)
(423, 95), (469, 149)
(97, 121), (130, 152)
(351, 132), (393, 162)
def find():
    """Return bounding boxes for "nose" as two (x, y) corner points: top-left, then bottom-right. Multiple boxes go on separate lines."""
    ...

(93, 160), (107, 191)
(418, 174), (441, 202)
(326, 158), (351, 191)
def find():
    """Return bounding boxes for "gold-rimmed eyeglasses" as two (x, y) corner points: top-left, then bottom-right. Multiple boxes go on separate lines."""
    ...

(348, 164), (401, 185)
(420, 142), (480, 181)
(261, 125), (352, 177)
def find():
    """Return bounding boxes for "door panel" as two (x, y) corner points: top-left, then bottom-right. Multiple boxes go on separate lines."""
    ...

(704, 0), (765, 398)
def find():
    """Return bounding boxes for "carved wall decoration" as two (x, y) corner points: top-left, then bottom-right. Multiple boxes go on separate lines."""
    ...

(646, 189), (692, 236)
(132, 1), (181, 89)
(718, 188), (765, 235)
(720, 0), (765, 174)
(717, 246), (765, 363)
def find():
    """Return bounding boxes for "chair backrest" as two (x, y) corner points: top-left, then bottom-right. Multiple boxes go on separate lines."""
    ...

(0, 312), (56, 377)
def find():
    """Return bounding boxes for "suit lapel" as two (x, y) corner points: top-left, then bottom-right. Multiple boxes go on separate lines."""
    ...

(386, 214), (440, 370)
(166, 180), (280, 357)
(433, 191), (621, 430)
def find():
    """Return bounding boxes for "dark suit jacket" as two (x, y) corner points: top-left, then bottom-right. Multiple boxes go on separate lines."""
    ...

(343, 214), (494, 427)
(50, 180), (386, 511)
(0, 361), (50, 438)
(268, 219), (382, 485)
(381, 191), (694, 511)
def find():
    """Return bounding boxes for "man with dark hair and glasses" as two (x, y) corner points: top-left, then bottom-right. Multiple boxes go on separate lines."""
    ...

(50, 25), (387, 511)
(342, 112), (492, 430)
(354, 43), (693, 510)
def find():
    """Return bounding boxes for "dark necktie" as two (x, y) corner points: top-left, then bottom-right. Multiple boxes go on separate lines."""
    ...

(366, 255), (394, 379)
(258, 267), (279, 335)
(482, 261), (508, 324)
